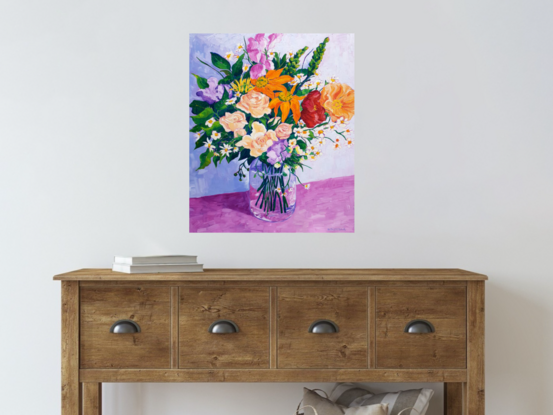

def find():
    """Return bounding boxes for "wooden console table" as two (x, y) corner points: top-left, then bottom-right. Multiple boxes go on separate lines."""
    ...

(54, 268), (486, 415)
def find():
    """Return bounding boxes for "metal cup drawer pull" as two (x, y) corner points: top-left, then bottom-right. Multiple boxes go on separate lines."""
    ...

(208, 319), (240, 334)
(110, 319), (141, 334)
(308, 319), (339, 334)
(404, 319), (435, 334)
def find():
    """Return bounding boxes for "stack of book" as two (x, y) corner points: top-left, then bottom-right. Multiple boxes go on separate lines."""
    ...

(112, 255), (203, 273)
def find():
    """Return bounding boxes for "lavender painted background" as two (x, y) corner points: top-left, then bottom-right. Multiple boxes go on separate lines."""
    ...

(189, 33), (355, 198)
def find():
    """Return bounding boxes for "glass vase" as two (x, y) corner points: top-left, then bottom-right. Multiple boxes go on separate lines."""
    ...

(248, 159), (296, 222)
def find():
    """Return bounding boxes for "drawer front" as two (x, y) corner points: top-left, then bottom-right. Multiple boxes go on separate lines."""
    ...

(179, 288), (270, 368)
(278, 287), (368, 369)
(80, 287), (171, 369)
(376, 287), (467, 369)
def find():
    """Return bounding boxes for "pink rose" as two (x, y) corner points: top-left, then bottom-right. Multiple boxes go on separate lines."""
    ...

(219, 111), (247, 133)
(275, 123), (292, 139)
(236, 122), (277, 157)
(234, 128), (247, 138)
(236, 90), (272, 118)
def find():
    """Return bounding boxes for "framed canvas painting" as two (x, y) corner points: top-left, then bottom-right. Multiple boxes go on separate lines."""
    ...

(189, 33), (354, 233)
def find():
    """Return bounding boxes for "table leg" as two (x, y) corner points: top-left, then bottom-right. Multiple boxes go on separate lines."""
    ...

(62, 281), (81, 415)
(466, 281), (485, 414)
(444, 383), (463, 415)
(83, 383), (102, 415)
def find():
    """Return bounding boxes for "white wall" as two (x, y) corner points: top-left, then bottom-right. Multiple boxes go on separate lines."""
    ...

(1, 1), (552, 414)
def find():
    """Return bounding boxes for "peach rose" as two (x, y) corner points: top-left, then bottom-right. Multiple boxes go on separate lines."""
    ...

(320, 83), (355, 122)
(236, 122), (277, 157)
(236, 90), (272, 118)
(274, 123), (292, 139)
(219, 111), (247, 133)
(234, 128), (247, 138)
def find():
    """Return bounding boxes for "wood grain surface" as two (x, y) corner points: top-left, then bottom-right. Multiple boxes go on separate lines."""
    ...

(54, 268), (488, 281)
(80, 287), (171, 369)
(62, 281), (81, 415)
(179, 288), (270, 368)
(83, 383), (101, 415)
(466, 281), (485, 414)
(376, 287), (467, 369)
(278, 287), (368, 368)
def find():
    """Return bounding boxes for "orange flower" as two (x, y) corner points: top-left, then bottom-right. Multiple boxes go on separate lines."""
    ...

(269, 84), (305, 124)
(320, 83), (355, 122)
(250, 68), (294, 98)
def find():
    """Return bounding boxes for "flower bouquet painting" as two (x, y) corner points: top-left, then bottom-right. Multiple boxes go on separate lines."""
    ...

(189, 33), (354, 233)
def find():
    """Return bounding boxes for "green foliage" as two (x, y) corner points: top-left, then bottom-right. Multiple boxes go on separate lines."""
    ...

(190, 100), (210, 115)
(308, 37), (329, 75)
(232, 54), (245, 79)
(189, 124), (203, 133)
(218, 75), (232, 85)
(191, 107), (214, 124)
(210, 52), (231, 71)
(283, 47), (308, 76)
(197, 150), (213, 170)
(214, 89), (229, 112)
(192, 73), (209, 89)
(297, 140), (307, 151)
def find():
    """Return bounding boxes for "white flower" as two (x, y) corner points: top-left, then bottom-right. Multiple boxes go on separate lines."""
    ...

(242, 64), (250, 72)
(274, 162), (281, 168)
(325, 122), (337, 132)
(342, 127), (353, 136)
(235, 91), (242, 97)
(295, 147), (305, 156)
(204, 138), (215, 151)
(314, 127), (326, 138)
(213, 151), (219, 157)
(316, 137), (326, 147)
(194, 131), (204, 142)
(287, 51), (294, 58)
(236, 44), (245, 53)
(293, 127), (309, 138)
(301, 81), (314, 90)
(211, 131), (221, 139)
(309, 154), (317, 161)
(304, 184), (311, 189)
(221, 143), (233, 156)
(268, 51), (276, 59)
(291, 74), (306, 85)
(310, 77), (324, 89)
(206, 117), (216, 127)
(226, 97), (237, 105)
(314, 149), (323, 158)
(313, 70), (320, 77)
(332, 141), (342, 150)
(328, 75), (339, 83)
(345, 137), (354, 148)
(288, 138), (297, 147)
(233, 146), (239, 152)
(335, 117), (348, 129)
(225, 51), (234, 60)
(276, 187), (282, 194)
(307, 143), (317, 153)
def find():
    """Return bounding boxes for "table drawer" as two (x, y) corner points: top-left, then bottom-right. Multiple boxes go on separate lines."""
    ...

(179, 288), (270, 368)
(277, 287), (368, 369)
(80, 287), (171, 369)
(376, 287), (467, 369)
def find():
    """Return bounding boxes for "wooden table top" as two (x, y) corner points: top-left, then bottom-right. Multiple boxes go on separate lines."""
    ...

(54, 268), (488, 281)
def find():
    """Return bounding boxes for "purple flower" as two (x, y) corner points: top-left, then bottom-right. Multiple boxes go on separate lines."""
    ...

(196, 77), (230, 105)
(246, 33), (283, 78)
(266, 139), (290, 165)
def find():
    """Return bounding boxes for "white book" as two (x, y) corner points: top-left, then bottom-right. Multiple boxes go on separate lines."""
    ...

(114, 255), (197, 265)
(112, 263), (204, 274)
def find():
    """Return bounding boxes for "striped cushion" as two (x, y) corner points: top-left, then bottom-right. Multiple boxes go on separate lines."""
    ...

(329, 383), (434, 415)
(302, 388), (388, 415)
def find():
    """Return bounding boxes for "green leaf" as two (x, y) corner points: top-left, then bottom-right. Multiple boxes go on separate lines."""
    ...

(228, 151), (239, 162)
(192, 73), (209, 89)
(221, 69), (231, 76)
(190, 124), (203, 133)
(214, 89), (229, 112)
(190, 100), (210, 115)
(194, 135), (208, 150)
(191, 107), (214, 124)
(218, 75), (232, 85)
(298, 140), (307, 150)
(239, 148), (250, 160)
(201, 121), (222, 136)
(211, 52), (231, 71)
(279, 54), (287, 69)
(232, 54), (245, 79)
(197, 151), (213, 170)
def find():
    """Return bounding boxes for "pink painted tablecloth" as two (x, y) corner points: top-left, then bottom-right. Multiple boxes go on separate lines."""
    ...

(190, 175), (354, 233)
